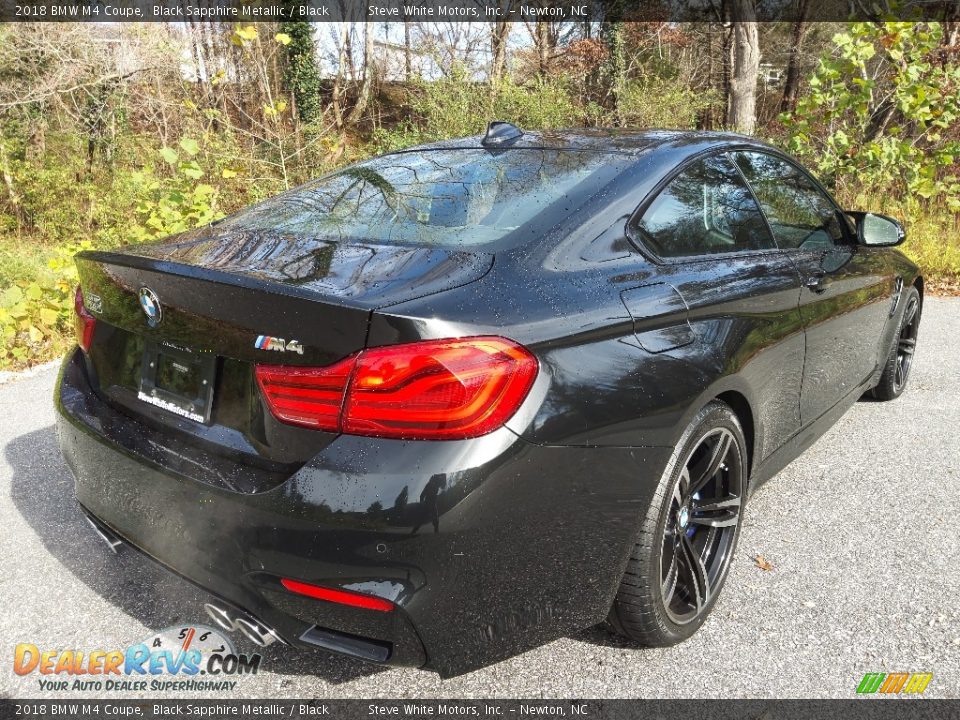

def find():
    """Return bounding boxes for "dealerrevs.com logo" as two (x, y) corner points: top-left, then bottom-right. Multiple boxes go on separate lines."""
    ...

(13, 625), (263, 692)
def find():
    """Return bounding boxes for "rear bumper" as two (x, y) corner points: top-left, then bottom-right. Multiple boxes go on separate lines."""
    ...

(55, 348), (671, 677)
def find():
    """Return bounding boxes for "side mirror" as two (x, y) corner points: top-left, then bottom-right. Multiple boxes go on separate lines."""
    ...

(848, 211), (906, 247)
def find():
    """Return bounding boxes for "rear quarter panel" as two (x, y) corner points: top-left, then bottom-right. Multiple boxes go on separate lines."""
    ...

(368, 203), (805, 471)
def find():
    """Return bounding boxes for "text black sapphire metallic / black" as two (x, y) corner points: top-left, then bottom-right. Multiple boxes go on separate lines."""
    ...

(55, 126), (923, 677)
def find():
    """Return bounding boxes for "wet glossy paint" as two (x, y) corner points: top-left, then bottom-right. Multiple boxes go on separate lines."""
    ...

(56, 129), (921, 677)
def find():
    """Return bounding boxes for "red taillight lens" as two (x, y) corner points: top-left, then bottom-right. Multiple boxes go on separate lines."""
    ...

(254, 357), (354, 432)
(255, 336), (538, 441)
(344, 337), (537, 439)
(74, 285), (96, 352)
(280, 578), (394, 612)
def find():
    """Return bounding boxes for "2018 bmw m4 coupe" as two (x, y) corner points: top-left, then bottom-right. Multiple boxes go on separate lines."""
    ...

(56, 124), (922, 677)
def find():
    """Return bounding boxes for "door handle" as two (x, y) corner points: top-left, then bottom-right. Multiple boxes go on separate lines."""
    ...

(805, 273), (827, 294)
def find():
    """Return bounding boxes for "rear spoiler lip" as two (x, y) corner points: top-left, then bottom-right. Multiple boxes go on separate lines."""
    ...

(77, 248), (495, 313)
(76, 249), (370, 309)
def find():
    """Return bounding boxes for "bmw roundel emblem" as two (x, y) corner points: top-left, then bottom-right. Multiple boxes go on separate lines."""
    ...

(139, 287), (162, 327)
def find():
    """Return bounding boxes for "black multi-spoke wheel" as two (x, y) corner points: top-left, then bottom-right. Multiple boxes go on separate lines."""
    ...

(608, 401), (747, 646)
(872, 287), (921, 401)
(660, 427), (742, 624)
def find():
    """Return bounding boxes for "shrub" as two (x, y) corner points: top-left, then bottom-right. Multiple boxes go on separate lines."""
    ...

(0, 141), (222, 369)
(402, 69), (586, 142)
(0, 241), (90, 367)
(617, 79), (719, 129)
(128, 139), (222, 242)
(783, 22), (960, 208)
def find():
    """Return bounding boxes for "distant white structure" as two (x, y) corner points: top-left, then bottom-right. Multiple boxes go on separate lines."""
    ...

(759, 63), (784, 85)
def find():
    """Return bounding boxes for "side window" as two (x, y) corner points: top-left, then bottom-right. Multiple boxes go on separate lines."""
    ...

(732, 151), (848, 251)
(634, 154), (775, 259)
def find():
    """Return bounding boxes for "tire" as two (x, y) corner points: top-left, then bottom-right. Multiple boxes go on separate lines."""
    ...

(608, 401), (747, 646)
(871, 287), (921, 402)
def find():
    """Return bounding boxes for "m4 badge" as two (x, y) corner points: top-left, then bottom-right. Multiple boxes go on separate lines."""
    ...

(255, 335), (304, 355)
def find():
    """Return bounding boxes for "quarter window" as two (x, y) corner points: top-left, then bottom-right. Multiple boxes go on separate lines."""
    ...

(634, 154), (775, 258)
(732, 151), (848, 251)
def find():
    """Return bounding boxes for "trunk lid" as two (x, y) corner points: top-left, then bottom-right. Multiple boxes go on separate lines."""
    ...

(74, 229), (492, 475)
(78, 228), (492, 364)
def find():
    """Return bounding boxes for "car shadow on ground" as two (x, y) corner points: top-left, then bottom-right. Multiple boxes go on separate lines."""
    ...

(6, 425), (385, 685)
(572, 624), (647, 650)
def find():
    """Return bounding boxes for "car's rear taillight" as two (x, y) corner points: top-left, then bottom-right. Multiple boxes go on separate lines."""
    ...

(254, 358), (353, 432)
(255, 337), (538, 440)
(74, 285), (96, 352)
(343, 337), (538, 439)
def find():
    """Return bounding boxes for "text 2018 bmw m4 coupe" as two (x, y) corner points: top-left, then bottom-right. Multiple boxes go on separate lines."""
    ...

(56, 123), (922, 677)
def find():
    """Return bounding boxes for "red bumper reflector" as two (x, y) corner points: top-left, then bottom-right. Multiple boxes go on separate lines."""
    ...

(74, 285), (96, 352)
(280, 578), (395, 612)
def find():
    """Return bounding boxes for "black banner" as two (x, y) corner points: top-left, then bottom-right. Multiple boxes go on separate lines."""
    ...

(2, 700), (960, 720)
(1, 0), (959, 23)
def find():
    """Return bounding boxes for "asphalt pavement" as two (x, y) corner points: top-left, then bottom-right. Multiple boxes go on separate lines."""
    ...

(1, 298), (958, 699)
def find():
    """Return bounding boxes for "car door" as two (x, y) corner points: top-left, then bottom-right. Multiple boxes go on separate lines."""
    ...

(627, 151), (805, 463)
(732, 151), (895, 425)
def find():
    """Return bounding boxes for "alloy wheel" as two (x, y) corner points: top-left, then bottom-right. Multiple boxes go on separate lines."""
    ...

(894, 295), (920, 392)
(660, 427), (743, 625)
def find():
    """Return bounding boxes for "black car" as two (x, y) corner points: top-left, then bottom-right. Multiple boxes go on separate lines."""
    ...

(56, 124), (922, 677)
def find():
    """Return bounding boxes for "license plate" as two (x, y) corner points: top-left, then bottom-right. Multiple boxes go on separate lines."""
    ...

(138, 341), (216, 424)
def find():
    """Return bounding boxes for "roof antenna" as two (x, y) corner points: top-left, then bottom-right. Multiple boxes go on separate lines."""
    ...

(482, 121), (523, 147)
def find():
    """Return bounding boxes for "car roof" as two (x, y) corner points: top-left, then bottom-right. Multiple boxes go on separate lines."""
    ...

(387, 128), (778, 158)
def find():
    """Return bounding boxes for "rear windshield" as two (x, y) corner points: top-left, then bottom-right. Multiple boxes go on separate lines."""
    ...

(218, 149), (630, 248)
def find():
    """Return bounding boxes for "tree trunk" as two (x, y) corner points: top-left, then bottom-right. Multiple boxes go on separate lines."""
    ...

(0, 140), (24, 229)
(940, 19), (959, 68)
(332, 22), (350, 129)
(704, 23), (717, 128)
(533, 21), (551, 77)
(183, 14), (206, 92)
(346, 22), (375, 127)
(721, 21), (732, 125)
(603, 21), (626, 121)
(727, 0), (760, 134)
(404, 20), (412, 81)
(345, 24), (356, 82)
(490, 20), (510, 83)
(779, 3), (809, 114)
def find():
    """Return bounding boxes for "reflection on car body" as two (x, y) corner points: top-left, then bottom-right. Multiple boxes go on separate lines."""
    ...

(56, 123), (922, 676)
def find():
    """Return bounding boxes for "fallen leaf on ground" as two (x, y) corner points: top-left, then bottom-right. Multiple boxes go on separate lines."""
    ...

(753, 554), (774, 571)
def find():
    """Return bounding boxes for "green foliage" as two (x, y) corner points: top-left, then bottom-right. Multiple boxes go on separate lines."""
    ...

(0, 241), (91, 366)
(382, 70), (587, 147)
(281, 20), (323, 125)
(369, 121), (428, 154)
(602, 21), (627, 114)
(0, 237), (47, 289)
(128, 141), (222, 242)
(903, 214), (960, 279)
(4, 26), (960, 371)
(783, 22), (960, 209)
(373, 69), (714, 153)
(0, 139), (222, 369)
(617, 79), (719, 129)
(0, 130), (165, 249)
(781, 21), (960, 288)
(492, 80), (582, 131)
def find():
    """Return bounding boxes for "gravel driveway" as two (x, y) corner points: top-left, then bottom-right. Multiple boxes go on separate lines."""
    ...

(2, 297), (958, 699)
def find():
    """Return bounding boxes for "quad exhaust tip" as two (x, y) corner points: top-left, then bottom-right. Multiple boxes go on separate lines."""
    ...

(85, 517), (123, 554)
(81, 515), (282, 648)
(203, 602), (283, 648)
